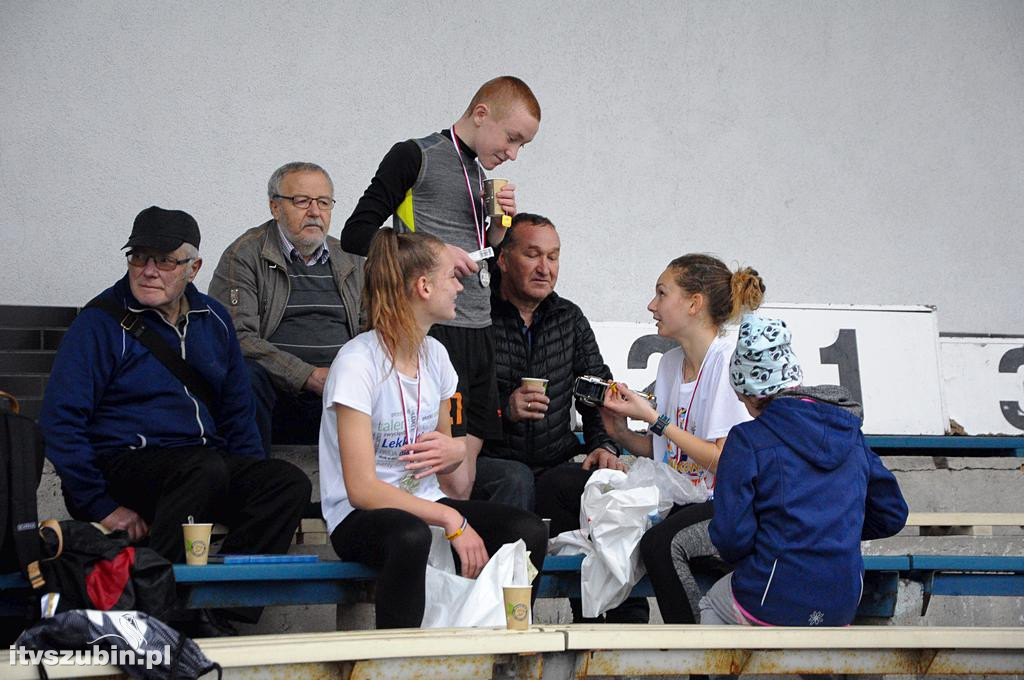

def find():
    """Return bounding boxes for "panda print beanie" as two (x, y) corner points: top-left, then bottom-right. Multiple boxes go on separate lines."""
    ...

(730, 314), (804, 397)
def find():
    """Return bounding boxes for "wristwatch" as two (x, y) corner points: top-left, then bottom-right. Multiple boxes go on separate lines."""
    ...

(649, 414), (671, 436)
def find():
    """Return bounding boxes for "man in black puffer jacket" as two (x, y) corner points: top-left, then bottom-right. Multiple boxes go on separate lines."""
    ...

(474, 214), (623, 534)
(475, 213), (648, 623)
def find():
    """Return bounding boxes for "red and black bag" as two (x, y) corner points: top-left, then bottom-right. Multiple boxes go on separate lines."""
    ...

(36, 520), (177, 618)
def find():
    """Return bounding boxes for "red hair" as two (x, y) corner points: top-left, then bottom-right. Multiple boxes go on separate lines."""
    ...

(464, 76), (541, 122)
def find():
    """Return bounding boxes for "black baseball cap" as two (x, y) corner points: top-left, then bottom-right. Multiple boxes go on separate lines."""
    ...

(122, 206), (201, 252)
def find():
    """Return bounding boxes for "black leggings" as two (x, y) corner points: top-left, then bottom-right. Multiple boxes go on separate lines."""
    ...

(534, 462), (593, 536)
(639, 501), (715, 623)
(330, 498), (548, 629)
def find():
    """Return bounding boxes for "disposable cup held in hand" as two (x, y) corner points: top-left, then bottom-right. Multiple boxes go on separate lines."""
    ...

(182, 518), (213, 566)
(502, 585), (532, 630)
(520, 377), (548, 393)
(483, 178), (511, 226)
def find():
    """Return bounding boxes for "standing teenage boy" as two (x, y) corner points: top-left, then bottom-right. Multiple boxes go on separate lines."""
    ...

(342, 76), (541, 497)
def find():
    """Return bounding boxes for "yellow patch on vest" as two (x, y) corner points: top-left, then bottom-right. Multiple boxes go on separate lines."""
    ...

(395, 188), (415, 232)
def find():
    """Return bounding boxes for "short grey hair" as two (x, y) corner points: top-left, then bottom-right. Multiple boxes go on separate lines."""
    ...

(267, 162), (334, 199)
(181, 242), (199, 260)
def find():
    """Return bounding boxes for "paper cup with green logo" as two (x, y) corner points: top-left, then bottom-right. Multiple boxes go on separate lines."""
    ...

(502, 585), (532, 630)
(182, 522), (213, 565)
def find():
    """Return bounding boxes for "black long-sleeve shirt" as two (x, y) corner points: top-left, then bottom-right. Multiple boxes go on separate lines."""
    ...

(341, 130), (476, 256)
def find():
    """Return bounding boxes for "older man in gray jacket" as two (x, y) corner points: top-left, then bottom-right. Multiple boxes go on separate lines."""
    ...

(210, 162), (363, 453)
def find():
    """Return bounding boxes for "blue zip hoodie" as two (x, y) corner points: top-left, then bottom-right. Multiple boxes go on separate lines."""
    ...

(39, 275), (264, 521)
(709, 392), (908, 626)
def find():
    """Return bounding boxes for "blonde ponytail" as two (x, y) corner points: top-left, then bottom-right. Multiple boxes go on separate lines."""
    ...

(363, 228), (444, 360)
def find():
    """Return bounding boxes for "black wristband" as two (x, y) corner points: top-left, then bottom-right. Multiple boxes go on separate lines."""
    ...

(649, 414), (670, 436)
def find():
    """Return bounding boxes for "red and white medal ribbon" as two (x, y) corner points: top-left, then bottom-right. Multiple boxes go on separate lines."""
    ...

(449, 128), (490, 286)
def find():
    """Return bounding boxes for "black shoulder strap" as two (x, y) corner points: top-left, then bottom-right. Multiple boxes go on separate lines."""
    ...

(1, 406), (46, 588)
(85, 296), (219, 419)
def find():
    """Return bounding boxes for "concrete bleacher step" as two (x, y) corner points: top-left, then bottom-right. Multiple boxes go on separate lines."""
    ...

(3, 626), (1022, 678)
(0, 351), (58, 374)
(908, 512), (1024, 536)
(0, 305), (78, 329)
(0, 328), (64, 350)
(0, 305), (76, 416)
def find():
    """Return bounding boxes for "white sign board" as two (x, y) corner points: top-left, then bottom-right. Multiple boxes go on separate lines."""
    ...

(940, 336), (1024, 435)
(591, 304), (947, 435)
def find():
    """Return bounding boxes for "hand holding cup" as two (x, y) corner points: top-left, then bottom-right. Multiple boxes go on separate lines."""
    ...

(509, 378), (549, 422)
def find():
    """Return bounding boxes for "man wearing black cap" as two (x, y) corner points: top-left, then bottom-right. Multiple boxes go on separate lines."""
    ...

(40, 206), (311, 632)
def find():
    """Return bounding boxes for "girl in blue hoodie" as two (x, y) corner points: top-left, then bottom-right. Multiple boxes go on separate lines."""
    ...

(702, 315), (908, 626)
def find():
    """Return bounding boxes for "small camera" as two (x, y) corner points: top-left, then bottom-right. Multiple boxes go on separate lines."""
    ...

(573, 375), (657, 408)
(573, 375), (610, 407)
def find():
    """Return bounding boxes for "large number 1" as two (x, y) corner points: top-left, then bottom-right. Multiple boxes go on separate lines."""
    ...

(820, 329), (863, 411)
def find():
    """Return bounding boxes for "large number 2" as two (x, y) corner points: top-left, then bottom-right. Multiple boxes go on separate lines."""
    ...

(998, 347), (1024, 430)
(627, 336), (678, 395)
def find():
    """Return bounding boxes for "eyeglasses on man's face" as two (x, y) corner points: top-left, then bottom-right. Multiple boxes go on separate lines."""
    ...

(273, 194), (336, 211)
(126, 251), (194, 271)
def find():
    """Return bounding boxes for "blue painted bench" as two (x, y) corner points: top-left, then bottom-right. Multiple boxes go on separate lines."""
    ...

(9, 553), (1021, 622)
(909, 554), (1024, 614)
(863, 435), (1024, 457)
(574, 432), (1024, 457)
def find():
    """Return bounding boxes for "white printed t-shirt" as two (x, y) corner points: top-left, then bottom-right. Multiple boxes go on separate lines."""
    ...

(319, 330), (458, 534)
(652, 335), (751, 494)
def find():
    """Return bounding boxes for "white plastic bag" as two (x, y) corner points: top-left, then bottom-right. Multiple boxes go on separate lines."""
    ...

(421, 529), (531, 628)
(548, 461), (708, 617)
(622, 456), (711, 517)
(576, 469), (660, 617)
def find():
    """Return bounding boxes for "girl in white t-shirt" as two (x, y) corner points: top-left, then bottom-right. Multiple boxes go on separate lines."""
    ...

(319, 228), (547, 629)
(599, 253), (765, 624)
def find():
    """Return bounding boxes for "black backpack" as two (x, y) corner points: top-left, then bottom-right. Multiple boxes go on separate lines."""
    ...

(1, 391), (177, 618)
(0, 391), (46, 584)
(36, 520), (177, 618)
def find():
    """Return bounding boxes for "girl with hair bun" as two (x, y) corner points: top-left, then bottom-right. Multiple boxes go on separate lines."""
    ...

(318, 228), (547, 629)
(599, 253), (765, 624)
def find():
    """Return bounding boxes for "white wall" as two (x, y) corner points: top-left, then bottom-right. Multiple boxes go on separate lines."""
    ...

(2, 1), (1021, 333)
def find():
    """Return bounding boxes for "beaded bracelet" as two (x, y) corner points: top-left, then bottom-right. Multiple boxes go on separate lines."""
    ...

(445, 516), (469, 541)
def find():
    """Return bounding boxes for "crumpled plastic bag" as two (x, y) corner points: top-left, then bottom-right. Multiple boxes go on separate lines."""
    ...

(16, 609), (220, 680)
(621, 456), (711, 516)
(546, 468), (659, 617)
(421, 528), (531, 628)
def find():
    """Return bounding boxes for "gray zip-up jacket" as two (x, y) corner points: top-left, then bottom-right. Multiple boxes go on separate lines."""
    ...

(209, 220), (364, 395)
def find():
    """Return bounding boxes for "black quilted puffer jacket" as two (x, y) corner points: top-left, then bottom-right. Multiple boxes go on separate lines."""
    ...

(483, 291), (618, 469)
